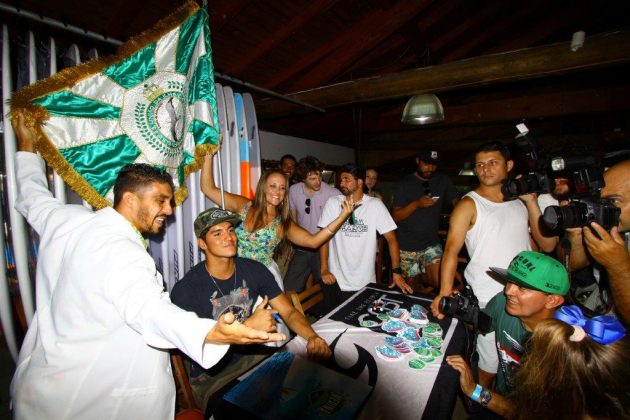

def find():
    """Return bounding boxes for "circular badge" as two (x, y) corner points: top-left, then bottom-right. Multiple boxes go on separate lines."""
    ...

(121, 72), (190, 168)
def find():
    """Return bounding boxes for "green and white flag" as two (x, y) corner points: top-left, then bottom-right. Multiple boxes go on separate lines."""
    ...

(11, 1), (219, 208)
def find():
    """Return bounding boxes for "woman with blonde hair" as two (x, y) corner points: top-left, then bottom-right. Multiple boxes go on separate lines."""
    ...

(513, 306), (629, 419)
(201, 154), (354, 284)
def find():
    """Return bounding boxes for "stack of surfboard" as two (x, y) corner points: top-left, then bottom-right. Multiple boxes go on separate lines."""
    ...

(149, 84), (262, 289)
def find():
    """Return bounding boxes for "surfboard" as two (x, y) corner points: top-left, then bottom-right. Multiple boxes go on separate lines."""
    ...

(212, 82), (230, 209)
(234, 93), (252, 198)
(223, 86), (241, 195)
(243, 93), (261, 192)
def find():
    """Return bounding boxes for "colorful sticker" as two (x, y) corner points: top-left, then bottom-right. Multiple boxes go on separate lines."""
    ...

(408, 359), (426, 370)
(375, 345), (403, 361)
(381, 319), (406, 332)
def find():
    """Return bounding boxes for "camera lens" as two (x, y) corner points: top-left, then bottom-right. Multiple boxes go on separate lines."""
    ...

(543, 204), (586, 230)
(439, 296), (455, 315)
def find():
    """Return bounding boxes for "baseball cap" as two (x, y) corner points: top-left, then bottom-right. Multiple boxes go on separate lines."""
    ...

(418, 150), (440, 165)
(194, 207), (241, 238)
(490, 251), (569, 295)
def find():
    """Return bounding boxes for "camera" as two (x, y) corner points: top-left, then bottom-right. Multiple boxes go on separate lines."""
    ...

(439, 285), (491, 334)
(542, 156), (620, 230)
(502, 124), (554, 200)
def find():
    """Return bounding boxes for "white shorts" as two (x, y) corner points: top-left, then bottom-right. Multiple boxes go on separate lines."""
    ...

(477, 331), (498, 374)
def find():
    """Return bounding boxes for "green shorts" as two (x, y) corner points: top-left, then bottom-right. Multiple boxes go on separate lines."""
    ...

(400, 244), (443, 278)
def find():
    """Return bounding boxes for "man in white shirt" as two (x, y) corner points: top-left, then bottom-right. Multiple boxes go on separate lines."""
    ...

(10, 114), (283, 420)
(318, 163), (412, 311)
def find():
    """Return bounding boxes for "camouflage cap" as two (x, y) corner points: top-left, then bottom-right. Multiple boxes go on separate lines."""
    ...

(194, 207), (241, 238)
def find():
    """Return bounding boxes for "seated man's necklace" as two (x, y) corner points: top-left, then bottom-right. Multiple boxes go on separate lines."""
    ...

(207, 266), (237, 297)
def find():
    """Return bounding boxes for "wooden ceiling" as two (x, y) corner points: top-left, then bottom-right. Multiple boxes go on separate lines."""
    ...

(2, 0), (630, 177)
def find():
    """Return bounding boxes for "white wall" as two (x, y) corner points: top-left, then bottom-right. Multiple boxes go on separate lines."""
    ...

(260, 131), (354, 165)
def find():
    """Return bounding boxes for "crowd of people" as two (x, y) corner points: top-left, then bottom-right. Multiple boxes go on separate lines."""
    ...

(8, 111), (630, 418)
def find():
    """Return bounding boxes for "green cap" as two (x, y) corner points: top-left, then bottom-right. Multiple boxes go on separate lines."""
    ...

(490, 251), (569, 295)
(194, 207), (241, 238)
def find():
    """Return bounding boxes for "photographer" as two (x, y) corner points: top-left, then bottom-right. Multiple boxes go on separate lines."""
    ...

(446, 251), (568, 417)
(564, 160), (630, 325)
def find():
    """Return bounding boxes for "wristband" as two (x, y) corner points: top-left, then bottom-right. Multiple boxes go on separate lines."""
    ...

(325, 227), (335, 235)
(470, 384), (482, 402)
(392, 267), (403, 275)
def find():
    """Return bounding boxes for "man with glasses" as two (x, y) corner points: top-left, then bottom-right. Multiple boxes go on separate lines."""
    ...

(431, 141), (551, 390)
(392, 150), (459, 292)
(318, 163), (413, 311)
(285, 156), (341, 292)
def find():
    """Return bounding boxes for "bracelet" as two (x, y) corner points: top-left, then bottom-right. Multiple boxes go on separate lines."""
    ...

(470, 384), (482, 402)
(325, 227), (335, 235)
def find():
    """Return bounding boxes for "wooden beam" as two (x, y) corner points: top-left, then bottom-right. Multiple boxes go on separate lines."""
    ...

(256, 30), (630, 116)
(261, 84), (630, 141)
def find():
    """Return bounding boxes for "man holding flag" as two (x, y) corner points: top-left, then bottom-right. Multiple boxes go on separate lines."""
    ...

(10, 113), (284, 420)
(8, 2), (285, 419)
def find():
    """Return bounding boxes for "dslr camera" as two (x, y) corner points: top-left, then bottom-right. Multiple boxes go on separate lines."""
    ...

(542, 156), (620, 231)
(440, 285), (492, 334)
(502, 123), (621, 231)
(501, 123), (554, 200)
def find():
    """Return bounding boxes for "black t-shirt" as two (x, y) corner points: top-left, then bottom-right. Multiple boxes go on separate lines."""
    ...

(170, 257), (281, 376)
(393, 172), (458, 251)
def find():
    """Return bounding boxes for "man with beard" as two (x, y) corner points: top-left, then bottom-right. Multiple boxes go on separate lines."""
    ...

(318, 163), (413, 311)
(446, 251), (568, 417)
(284, 156), (341, 293)
(565, 159), (630, 325)
(10, 114), (283, 420)
(279, 154), (299, 186)
(392, 150), (459, 291)
(431, 141), (551, 389)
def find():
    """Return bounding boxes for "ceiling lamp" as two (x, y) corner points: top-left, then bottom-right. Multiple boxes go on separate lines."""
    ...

(401, 94), (444, 125)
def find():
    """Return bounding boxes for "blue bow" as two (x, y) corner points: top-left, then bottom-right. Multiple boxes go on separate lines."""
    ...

(554, 305), (626, 345)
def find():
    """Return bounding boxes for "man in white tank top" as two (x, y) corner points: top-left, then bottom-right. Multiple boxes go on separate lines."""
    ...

(430, 141), (554, 389)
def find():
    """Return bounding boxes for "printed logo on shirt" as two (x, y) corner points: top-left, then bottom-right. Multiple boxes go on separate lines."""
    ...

(340, 217), (368, 235)
(497, 330), (525, 390)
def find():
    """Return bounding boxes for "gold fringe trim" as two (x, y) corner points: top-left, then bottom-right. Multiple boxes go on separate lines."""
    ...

(174, 142), (220, 206)
(9, 0), (203, 208)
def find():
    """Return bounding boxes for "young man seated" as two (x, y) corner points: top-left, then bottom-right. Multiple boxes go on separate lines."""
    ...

(170, 207), (331, 411)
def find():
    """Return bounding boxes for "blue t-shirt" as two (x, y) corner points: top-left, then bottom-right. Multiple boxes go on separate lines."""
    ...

(170, 257), (281, 376)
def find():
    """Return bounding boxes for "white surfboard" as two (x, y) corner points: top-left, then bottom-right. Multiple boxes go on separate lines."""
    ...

(243, 93), (261, 191)
(223, 86), (241, 195)
(212, 83), (230, 209)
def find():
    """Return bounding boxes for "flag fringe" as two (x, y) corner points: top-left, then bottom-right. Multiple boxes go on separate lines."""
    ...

(9, 0), (212, 208)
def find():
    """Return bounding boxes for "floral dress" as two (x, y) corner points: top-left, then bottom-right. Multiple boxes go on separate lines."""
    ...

(235, 204), (281, 267)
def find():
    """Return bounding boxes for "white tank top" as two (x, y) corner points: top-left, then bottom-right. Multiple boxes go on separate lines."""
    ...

(463, 191), (531, 305)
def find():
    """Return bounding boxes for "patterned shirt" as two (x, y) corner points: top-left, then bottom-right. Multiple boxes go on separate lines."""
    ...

(235, 204), (281, 266)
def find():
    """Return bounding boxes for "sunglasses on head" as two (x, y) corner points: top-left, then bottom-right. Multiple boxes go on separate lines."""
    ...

(305, 198), (311, 214)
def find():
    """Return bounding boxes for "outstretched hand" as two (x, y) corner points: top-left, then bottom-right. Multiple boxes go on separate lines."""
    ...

(340, 197), (355, 218)
(205, 311), (286, 345)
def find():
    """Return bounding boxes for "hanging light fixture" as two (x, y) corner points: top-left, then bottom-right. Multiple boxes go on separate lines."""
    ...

(401, 94), (444, 125)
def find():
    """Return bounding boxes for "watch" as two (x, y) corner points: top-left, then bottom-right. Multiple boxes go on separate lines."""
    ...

(479, 388), (492, 407)
(392, 267), (403, 275)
